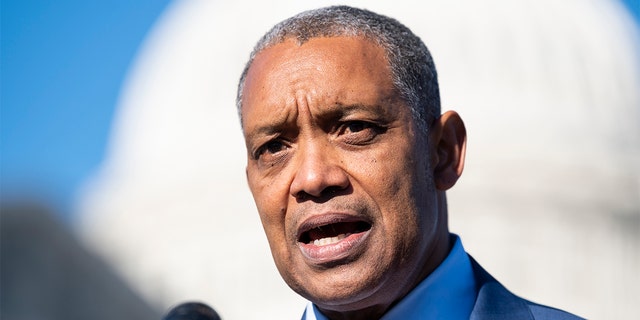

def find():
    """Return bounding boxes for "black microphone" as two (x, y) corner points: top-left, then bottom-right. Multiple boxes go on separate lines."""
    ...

(163, 302), (222, 320)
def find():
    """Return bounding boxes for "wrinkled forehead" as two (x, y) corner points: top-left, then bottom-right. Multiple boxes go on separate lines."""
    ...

(240, 36), (396, 127)
(236, 34), (389, 99)
(250, 36), (388, 81)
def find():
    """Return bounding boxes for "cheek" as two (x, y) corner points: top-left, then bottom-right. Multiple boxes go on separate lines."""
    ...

(359, 144), (418, 197)
(356, 143), (424, 226)
(248, 170), (290, 238)
(252, 187), (284, 230)
(251, 181), (291, 268)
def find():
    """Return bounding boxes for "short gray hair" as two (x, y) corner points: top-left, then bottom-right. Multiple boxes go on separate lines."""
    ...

(236, 5), (440, 134)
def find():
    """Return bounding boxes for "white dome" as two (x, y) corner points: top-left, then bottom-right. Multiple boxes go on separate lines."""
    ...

(79, 0), (640, 318)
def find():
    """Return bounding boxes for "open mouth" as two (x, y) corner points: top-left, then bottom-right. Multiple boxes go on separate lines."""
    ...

(298, 221), (371, 246)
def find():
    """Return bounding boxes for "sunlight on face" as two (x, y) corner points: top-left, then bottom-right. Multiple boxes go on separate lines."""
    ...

(242, 37), (447, 316)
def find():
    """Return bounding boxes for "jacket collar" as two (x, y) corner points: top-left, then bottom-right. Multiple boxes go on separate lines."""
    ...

(468, 256), (535, 320)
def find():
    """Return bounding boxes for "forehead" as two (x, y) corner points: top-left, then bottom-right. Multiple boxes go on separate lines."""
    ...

(249, 35), (388, 75)
(240, 36), (395, 129)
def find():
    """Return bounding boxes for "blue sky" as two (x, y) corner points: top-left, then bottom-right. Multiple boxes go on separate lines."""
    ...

(1, 0), (171, 220)
(627, 0), (640, 21)
(1, 0), (638, 223)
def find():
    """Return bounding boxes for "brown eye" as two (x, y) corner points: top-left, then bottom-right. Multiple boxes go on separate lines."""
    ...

(265, 141), (285, 153)
(255, 140), (287, 160)
(340, 121), (384, 145)
(344, 121), (371, 133)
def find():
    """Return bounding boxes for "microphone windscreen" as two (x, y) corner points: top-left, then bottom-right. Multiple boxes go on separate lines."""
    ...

(163, 302), (221, 320)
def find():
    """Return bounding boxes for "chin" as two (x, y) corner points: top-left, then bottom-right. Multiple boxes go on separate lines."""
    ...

(288, 263), (391, 311)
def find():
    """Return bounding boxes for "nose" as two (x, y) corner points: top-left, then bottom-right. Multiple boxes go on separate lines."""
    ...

(289, 141), (349, 200)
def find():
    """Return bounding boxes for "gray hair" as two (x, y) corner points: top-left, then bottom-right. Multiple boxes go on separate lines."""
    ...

(236, 5), (440, 134)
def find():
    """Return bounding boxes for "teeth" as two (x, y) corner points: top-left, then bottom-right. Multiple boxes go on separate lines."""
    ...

(313, 233), (349, 246)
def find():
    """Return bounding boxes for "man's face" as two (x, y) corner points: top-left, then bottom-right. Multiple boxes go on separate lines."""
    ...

(241, 37), (446, 313)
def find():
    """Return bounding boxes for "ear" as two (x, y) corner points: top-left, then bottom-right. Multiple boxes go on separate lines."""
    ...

(429, 111), (467, 190)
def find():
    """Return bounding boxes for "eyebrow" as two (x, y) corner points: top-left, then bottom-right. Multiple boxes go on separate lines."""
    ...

(318, 102), (395, 121)
(244, 110), (295, 143)
(245, 101), (396, 139)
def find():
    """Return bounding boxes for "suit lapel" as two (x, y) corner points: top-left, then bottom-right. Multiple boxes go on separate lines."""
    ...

(468, 256), (535, 320)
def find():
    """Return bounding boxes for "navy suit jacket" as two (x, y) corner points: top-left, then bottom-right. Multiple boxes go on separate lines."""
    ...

(469, 256), (584, 320)
(301, 256), (584, 319)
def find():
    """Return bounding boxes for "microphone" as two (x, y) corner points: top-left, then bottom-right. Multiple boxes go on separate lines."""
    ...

(163, 302), (222, 320)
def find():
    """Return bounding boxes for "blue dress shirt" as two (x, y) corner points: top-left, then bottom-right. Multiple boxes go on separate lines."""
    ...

(302, 234), (477, 320)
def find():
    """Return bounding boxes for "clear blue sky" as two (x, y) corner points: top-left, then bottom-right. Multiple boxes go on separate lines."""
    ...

(1, 0), (638, 223)
(1, 0), (172, 221)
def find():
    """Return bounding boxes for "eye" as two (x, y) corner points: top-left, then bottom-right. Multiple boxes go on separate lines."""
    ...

(264, 140), (286, 154)
(344, 121), (372, 133)
(339, 121), (384, 145)
(254, 139), (288, 160)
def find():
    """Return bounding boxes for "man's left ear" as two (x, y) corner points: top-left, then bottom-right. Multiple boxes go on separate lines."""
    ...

(429, 111), (467, 190)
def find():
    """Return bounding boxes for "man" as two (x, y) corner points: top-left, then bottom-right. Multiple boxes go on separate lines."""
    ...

(237, 5), (582, 320)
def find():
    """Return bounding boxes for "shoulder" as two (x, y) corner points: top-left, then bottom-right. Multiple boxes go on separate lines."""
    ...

(468, 256), (584, 320)
(527, 301), (584, 320)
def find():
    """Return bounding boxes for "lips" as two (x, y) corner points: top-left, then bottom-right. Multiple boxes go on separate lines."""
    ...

(296, 213), (372, 265)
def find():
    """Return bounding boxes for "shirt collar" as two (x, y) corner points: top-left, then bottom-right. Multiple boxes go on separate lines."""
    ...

(302, 234), (477, 320)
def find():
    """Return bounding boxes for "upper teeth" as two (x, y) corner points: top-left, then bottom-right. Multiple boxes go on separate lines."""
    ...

(313, 233), (348, 246)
